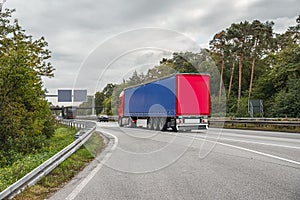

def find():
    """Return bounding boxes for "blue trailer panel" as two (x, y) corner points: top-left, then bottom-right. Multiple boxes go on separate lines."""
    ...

(124, 76), (176, 117)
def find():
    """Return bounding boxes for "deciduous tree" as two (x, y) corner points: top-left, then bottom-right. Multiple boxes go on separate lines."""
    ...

(0, 9), (54, 165)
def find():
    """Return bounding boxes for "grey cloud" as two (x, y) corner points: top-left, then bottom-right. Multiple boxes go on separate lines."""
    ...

(248, 0), (300, 19)
(4, 0), (299, 105)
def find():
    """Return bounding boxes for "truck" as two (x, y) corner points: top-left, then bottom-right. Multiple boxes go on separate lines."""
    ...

(62, 106), (77, 119)
(118, 73), (210, 131)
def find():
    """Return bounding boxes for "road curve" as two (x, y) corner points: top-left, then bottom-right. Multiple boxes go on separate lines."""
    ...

(50, 122), (300, 200)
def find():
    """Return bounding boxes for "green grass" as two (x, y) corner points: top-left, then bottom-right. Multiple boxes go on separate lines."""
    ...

(0, 125), (77, 193)
(12, 131), (104, 200)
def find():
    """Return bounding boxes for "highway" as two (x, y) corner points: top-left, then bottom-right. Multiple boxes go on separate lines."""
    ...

(50, 122), (300, 200)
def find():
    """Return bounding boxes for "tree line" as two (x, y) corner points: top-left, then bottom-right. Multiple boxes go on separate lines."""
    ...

(0, 9), (55, 166)
(95, 19), (300, 118)
(210, 20), (299, 117)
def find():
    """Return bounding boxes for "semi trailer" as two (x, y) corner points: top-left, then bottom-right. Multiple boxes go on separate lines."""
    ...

(118, 73), (210, 131)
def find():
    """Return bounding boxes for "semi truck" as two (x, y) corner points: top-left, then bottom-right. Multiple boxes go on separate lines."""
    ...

(62, 106), (77, 119)
(118, 73), (210, 131)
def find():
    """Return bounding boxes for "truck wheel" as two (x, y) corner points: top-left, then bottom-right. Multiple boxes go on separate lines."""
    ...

(158, 117), (167, 131)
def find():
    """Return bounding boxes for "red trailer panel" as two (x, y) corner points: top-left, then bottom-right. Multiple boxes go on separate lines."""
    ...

(176, 74), (210, 116)
(118, 91), (124, 117)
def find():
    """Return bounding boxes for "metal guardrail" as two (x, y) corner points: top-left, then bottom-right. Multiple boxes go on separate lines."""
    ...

(209, 118), (300, 127)
(76, 115), (118, 121)
(0, 120), (96, 200)
(60, 120), (86, 128)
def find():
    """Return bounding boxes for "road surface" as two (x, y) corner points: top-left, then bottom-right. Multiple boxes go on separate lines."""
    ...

(50, 122), (300, 200)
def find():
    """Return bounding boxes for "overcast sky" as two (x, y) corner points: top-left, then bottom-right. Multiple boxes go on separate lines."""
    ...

(3, 0), (300, 105)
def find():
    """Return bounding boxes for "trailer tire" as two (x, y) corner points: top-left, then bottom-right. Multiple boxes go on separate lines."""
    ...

(158, 117), (167, 131)
(153, 117), (159, 130)
(147, 118), (153, 130)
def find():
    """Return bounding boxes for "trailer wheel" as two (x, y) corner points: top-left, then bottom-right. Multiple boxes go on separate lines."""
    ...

(147, 118), (153, 130)
(153, 117), (159, 130)
(158, 117), (167, 131)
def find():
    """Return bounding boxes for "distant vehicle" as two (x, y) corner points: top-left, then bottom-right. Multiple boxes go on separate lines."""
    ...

(118, 73), (210, 131)
(98, 115), (109, 122)
(62, 106), (77, 119)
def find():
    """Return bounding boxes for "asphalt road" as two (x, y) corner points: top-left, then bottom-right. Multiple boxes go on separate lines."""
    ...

(50, 122), (300, 200)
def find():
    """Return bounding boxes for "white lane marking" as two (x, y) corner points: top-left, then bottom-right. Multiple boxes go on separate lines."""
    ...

(170, 132), (300, 165)
(177, 134), (300, 166)
(65, 129), (118, 200)
(196, 135), (300, 150)
(98, 127), (300, 165)
(214, 140), (300, 166)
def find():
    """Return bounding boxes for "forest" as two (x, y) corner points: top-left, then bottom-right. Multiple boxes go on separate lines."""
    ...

(94, 20), (300, 118)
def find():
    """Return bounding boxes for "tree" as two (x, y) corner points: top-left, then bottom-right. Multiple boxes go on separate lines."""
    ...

(77, 96), (93, 116)
(226, 21), (252, 110)
(248, 20), (274, 98)
(95, 91), (105, 115)
(210, 30), (226, 102)
(252, 32), (300, 117)
(227, 60), (236, 98)
(209, 20), (275, 114)
(270, 79), (300, 117)
(94, 83), (116, 115)
(0, 9), (55, 166)
(145, 59), (176, 81)
(275, 24), (300, 50)
(127, 70), (144, 86)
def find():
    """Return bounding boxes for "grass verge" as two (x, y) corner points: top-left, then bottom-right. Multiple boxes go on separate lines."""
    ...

(12, 131), (104, 200)
(0, 125), (77, 192)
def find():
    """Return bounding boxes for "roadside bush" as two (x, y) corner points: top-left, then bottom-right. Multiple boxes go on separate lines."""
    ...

(0, 9), (55, 166)
(0, 125), (76, 192)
